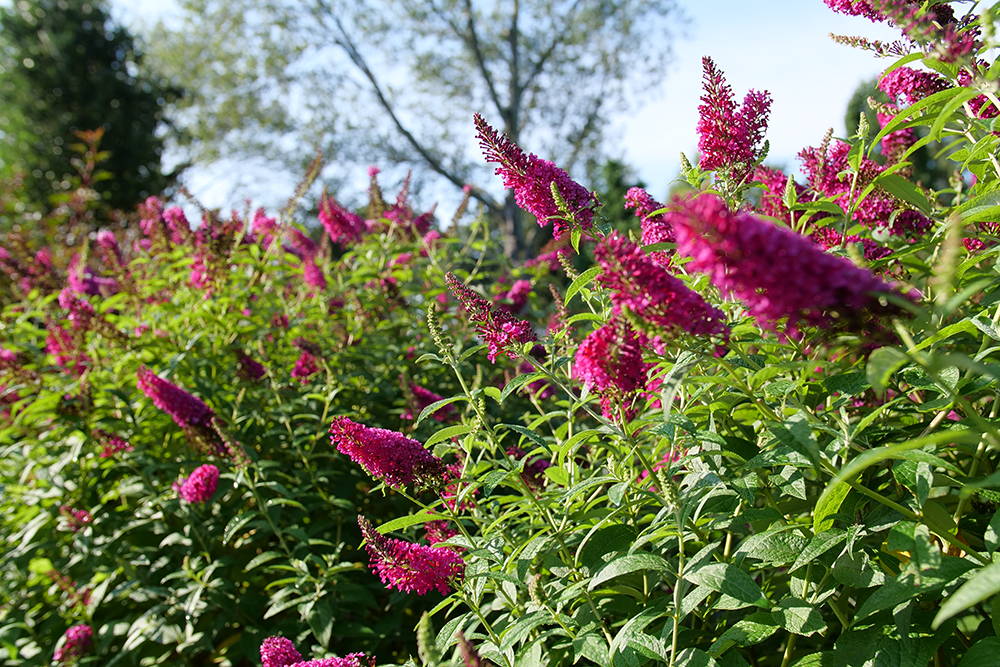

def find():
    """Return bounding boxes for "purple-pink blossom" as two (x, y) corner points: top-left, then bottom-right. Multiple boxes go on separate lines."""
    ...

(237, 351), (266, 381)
(173, 464), (220, 503)
(53, 624), (93, 663)
(137, 367), (215, 430)
(292, 350), (319, 382)
(446, 272), (536, 362)
(59, 505), (92, 532)
(319, 196), (366, 246)
(573, 318), (650, 421)
(402, 383), (455, 422)
(878, 66), (948, 105)
(260, 635), (372, 667)
(626, 187), (676, 265)
(668, 193), (906, 337)
(358, 515), (464, 595)
(330, 417), (446, 488)
(475, 114), (597, 238)
(595, 234), (728, 341)
(697, 57), (771, 182)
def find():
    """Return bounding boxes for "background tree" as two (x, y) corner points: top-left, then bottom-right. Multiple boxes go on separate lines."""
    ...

(0, 0), (178, 224)
(152, 0), (683, 257)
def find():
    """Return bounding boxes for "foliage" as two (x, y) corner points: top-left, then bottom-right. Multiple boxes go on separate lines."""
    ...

(4, 2), (1000, 666)
(0, 0), (178, 223)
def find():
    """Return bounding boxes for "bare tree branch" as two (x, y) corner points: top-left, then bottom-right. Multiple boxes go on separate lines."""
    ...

(321, 10), (503, 214)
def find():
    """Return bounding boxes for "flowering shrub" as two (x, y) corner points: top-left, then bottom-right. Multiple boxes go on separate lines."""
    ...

(4, 2), (1000, 665)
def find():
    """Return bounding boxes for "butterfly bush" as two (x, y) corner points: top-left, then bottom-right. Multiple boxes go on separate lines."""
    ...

(8, 3), (1000, 665)
(329, 417), (446, 488)
(474, 113), (597, 238)
(357, 516), (464, 595)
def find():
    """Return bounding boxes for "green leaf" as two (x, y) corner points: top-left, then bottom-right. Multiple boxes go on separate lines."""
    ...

(416, 396), (467, 425)
(245, 551), (282, 572)
(588, 553), (672, 590)
(424, 424), (473, 447)
(223, 512), (257, 544)
(565, 265), (601, 305)
(735, 527), (808, 566)
(685, 563), (768, 607)
(933, 562), (1000, 629)
(866, 346), (908, 394)
(376, 510), (443, 534)
(500, 372), (546, 402)
(875, 173), (931, 214)
(774, 598), (827, 636)
(959, 638), (1000, 667)
(708, 616), (779, 656)
(813, 480), (851, 533)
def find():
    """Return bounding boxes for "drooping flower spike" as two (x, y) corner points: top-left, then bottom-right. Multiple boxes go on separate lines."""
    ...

(357, 515), (464, 595)
(668, 193), (908, 339)
(329, 417), (446, 488)
(173, 464), (220, 503)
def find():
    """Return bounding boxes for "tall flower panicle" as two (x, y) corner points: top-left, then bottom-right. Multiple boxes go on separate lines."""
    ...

(137, 367), (214, 430)
(357, 516), (464, 595)
(697, 57), (771, 182)
(319, 195), (366, 246)
(474, 114), (597, 238)
(251, 209), (279, 249)
(669, 193), (906, 337)
(595, 234), (729, 341)
(330, 417), (446, 488)
(95, 229), (124, 266)
(878, 66), (948, 105)
(286, 228), (319, 261)
(573, 318), (650, 420)
(46, 323), (89, 375)
(53, 624), (93, 663)
(173, 464), (220, 503)
(260, 635), (372, 667)
(58, 289), (95, 330)
(445, 272), (535, 362)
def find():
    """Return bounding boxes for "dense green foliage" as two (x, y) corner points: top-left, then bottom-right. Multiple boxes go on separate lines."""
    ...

(4, 2), (1000, 666)
(0, 0), (177, 221)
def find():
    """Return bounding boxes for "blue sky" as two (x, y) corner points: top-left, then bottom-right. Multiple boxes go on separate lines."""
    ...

(114, 0), (901, 207)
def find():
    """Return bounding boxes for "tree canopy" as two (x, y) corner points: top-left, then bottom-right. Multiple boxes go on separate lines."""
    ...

(152, 0), (682, 256)
(0, 0), (178, 220)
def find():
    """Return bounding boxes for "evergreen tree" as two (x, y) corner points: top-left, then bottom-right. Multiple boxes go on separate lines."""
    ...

(0, 0), (179, 219)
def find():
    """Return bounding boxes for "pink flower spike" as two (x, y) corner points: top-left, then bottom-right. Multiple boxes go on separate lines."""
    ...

(136, 367), (215, 430)
(668, 193), (907, 338)
(261, 636), (303, 667)
(445, 272), (535, 362)
(53, 624), (93, 663)
(474, 114), (597, 238)
(358, 516), (464, 595)
(330, 417), (446, 488)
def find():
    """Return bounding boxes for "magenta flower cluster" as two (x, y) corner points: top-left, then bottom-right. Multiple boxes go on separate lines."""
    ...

(595, 234), (728, 341)
(669, 193), (903, 337)
(260, 635), (372, 667)
(697, 57), (771, 182)
(401, 383), (455, 422)
(136, 366), (215, 430)
(53, 624), (92, 663)
(446, 272), (535, 362)
(573, 320), (649, 421)
(358, 516), (464, 595)
(329, 417), (446, 488)
(474, 114), (597, 238)
(173, 464), (220, 503)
